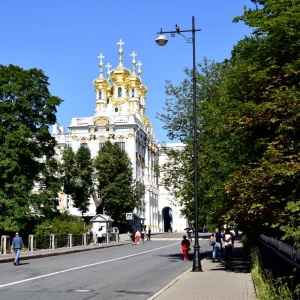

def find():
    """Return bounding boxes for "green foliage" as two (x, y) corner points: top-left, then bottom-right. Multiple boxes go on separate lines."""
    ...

(250, 247), (298, 300)
(60, 146), (94, 213)
(222, 0), (300, 240)
(94, 141), (145, 222)
(0, 64), (62, 231)
(35, 213), (85, 236)
(158, 1), (300, 240)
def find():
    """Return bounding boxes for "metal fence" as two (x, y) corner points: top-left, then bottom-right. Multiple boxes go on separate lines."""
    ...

(1, 232), (117, 253)
(260, 234), (300, 268)
(259, 234), (300, 291)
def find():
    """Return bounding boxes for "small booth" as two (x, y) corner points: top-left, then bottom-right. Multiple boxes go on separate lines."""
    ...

(126, 213), (146, 233)
(90, 214), (117, 243)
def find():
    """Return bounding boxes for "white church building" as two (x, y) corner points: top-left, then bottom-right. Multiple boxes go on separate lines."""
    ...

(51, 40), (187, 233)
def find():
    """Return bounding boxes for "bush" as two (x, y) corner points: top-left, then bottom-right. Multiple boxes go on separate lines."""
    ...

(250, 247), (298, 300)
(34, 213), (86, 236)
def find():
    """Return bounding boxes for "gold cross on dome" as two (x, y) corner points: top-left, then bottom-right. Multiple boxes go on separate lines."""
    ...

(98, 53), (105, 66)
(105, 62), (112, 75)
(137, 61), (143, 75)
(117, 39), (124, 49)
(130, 51), (137, 62)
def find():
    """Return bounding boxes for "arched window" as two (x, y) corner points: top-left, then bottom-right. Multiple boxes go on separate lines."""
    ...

(118, 87), (122, 97)
(132, 89), (135, 97)
(98, 91), (102, 99)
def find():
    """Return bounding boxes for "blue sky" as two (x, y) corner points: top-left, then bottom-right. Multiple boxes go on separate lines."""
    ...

(1, 1), (255, 143)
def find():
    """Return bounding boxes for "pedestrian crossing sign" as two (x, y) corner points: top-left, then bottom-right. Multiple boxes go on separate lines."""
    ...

(126, 213), (133, 220)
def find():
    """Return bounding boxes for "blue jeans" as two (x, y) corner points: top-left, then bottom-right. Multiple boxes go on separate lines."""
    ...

(212, 242), (221, 260)
(14, 248), (21, 264)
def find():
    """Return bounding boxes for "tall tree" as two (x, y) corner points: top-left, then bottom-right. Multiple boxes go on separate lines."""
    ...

(222, 0), (300, 242)
(60, 146), (94, 213)
(158, 59), (233, 228)
(0, 64), (62, 231)
(158, 1), (300, 244)
(94, 141), (145, 223)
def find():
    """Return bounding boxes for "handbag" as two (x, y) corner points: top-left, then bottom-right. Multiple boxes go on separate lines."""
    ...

(210, 234), (216, 246)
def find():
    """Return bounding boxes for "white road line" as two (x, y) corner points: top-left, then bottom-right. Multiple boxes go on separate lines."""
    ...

(0, 242), (179, 289)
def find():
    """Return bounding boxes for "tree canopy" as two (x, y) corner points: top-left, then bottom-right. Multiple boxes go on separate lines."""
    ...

(60, 146), (94, 213)
(94, 141), (145, 223)
(158, 0), (300, 243)
(0, 64), (62, 231)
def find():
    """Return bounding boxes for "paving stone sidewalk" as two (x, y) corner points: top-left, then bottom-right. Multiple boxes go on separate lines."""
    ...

(0, 234), (256, 299)
(150, 239), (257, 300)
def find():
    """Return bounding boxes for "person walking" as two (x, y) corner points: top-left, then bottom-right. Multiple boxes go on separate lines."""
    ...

(131, 230), (136, 245)
(140, 230), (145, 245)
(147, 227), (151, 241)
(181, 235), (191, 261)
(135, 229), (141, 245)
(211, 228), (222, 262)
(97, 227), (103, 247)
(12, 232), (24, 266)
(222, 228), (234, 261)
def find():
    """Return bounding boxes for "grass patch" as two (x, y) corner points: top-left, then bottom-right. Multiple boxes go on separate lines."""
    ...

(250, 247), (300, 299)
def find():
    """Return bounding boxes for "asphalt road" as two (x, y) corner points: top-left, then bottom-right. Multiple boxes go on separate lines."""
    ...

(0, 233), (211, 300)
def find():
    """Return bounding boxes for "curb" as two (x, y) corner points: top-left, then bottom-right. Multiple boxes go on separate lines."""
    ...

(0, 242), (130, 264)
(148, 267), (193, 300)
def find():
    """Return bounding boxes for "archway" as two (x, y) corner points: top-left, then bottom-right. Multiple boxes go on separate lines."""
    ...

(162, 207), (173, 232)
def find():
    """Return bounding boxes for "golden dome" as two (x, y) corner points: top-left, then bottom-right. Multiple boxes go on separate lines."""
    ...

(126, 52), (142, 88)
(108, 39), (131, 83)
(93, 53), (110, 90)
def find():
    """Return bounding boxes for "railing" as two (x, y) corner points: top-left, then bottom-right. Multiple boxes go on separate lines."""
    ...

(260, 234), (300, 267)
(0, 233), (117, 253)
(259, 234), (300, 291)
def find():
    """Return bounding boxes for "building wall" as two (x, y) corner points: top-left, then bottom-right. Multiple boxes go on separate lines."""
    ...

(51, 41), (186, 233)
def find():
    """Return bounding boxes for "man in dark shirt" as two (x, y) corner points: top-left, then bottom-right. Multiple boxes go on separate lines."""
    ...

(211, 228), (222, 262)
(147, 227), (151, 241)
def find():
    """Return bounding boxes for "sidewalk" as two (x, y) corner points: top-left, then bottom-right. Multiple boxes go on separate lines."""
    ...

(150, 238), (257, 300)
(0, 233), (132, 263)
(0, 235), (256, 299)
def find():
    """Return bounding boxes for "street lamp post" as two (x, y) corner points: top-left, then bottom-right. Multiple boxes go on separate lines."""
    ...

(156, 16), (202, 272)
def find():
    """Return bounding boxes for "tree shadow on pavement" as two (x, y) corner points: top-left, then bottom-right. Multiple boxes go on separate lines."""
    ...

(201, 246), (251, 273)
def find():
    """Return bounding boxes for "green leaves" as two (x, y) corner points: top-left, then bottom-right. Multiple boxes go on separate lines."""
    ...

(0, 65), (63, 232)
(61, 146), (94, 213)
(94, 141), (144, 222)
(158, 0), (300, 241)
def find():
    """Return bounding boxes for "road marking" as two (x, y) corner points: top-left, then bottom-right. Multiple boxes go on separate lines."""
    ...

(0, 242), (179, 289)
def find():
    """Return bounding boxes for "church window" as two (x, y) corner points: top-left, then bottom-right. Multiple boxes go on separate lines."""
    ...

(66, 195), (72, 209)
(118, 87), (122, 97)
(115, 107), (118, 112)
(98, 91), (102, 99)
(107, 98), (110, 104)
(132, 89), (135, 97)
(99, 142), (104, 150)
(117, 142), (125, 151)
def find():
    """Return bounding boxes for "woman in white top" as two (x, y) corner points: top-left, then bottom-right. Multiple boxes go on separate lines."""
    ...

(222, 228), (234, 261)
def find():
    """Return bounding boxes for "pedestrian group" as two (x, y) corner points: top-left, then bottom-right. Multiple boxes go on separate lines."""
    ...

(210, 227), (235, 262)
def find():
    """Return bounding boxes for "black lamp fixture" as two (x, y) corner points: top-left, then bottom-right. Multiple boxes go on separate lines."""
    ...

(156, 16), (202, 272)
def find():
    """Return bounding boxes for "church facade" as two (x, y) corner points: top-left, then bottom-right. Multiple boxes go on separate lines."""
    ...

(51, 40), (187, 233)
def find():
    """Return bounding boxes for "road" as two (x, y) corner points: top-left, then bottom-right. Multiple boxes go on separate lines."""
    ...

(0, 233), (211, 300)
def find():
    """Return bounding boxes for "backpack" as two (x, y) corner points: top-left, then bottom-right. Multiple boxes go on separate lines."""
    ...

(224, 234), (232, 244)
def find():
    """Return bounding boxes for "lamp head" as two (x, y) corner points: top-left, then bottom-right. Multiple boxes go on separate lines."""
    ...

(155, 34), (168, 46)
